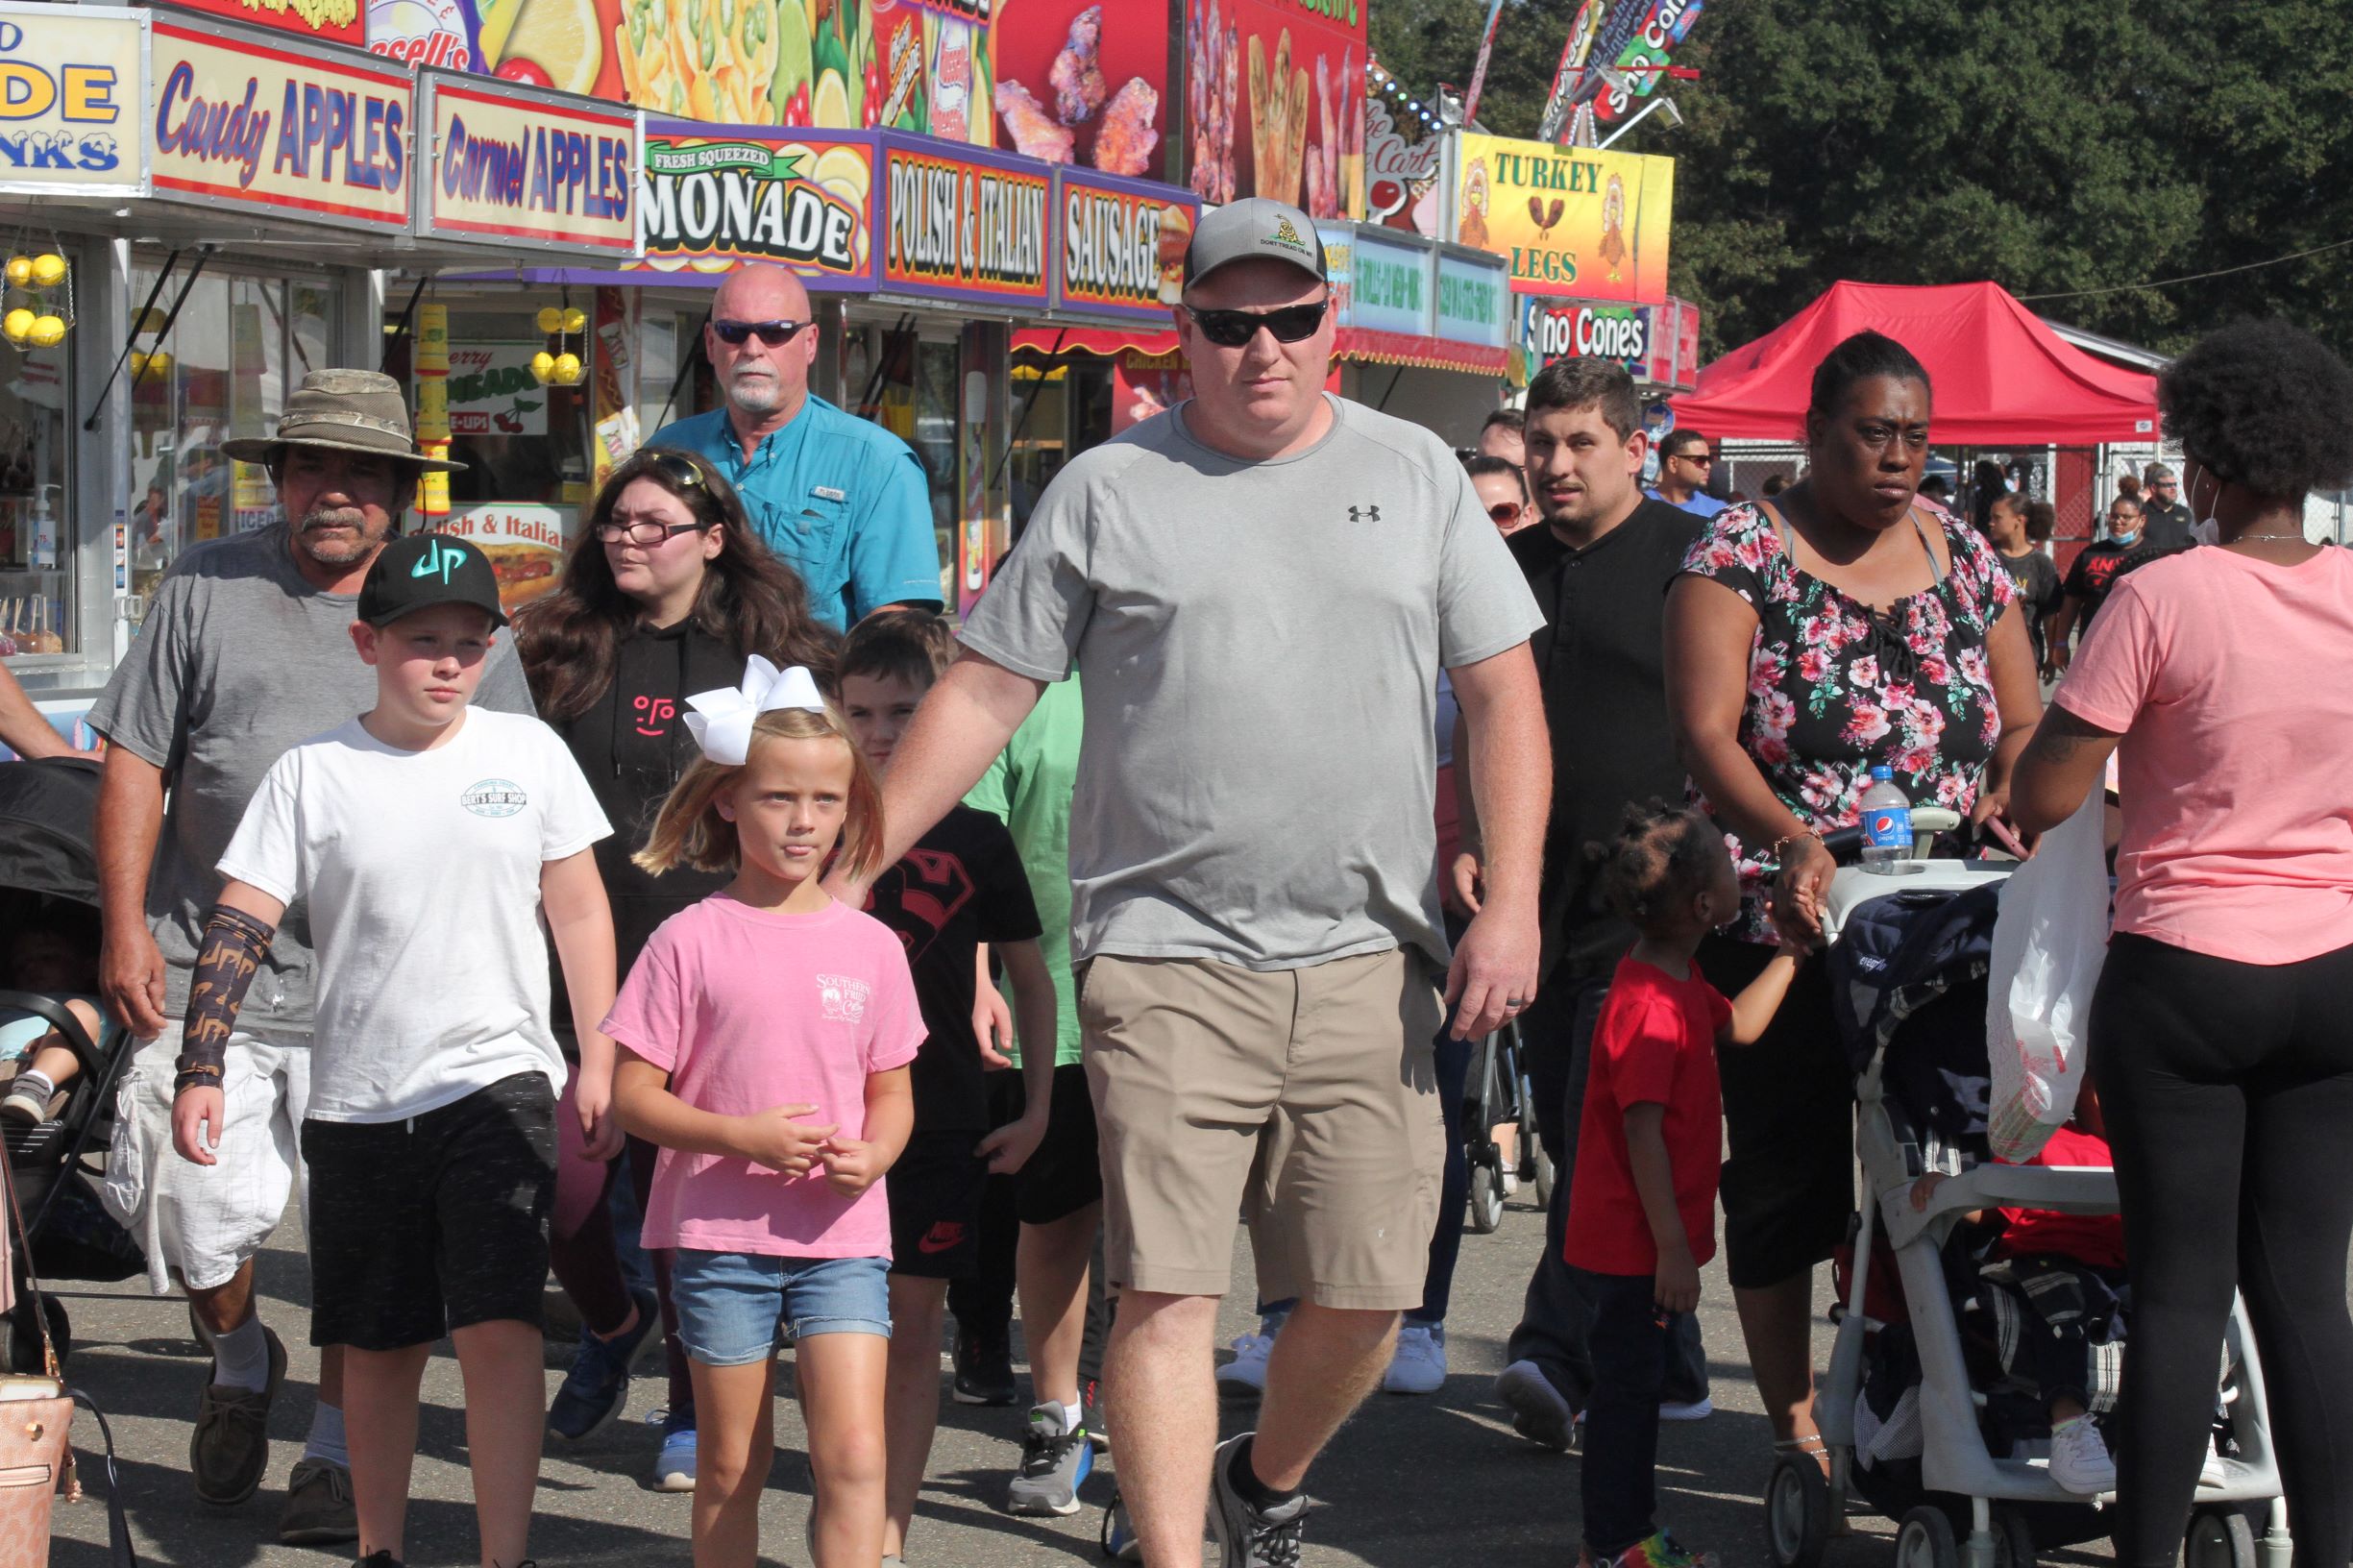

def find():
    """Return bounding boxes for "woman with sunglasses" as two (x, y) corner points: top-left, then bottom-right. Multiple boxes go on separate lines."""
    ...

(1465, 454), (1535, 536)
(511, 446), (841, 1490)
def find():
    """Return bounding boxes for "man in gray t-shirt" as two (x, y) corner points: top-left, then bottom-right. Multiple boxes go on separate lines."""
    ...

(88, 371), (529, 1537)
(829, 200), (1551, 1567)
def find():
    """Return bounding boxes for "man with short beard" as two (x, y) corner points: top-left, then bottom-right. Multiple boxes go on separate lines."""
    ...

(650, 262), (942, 627)
(89, 371), (535, 1546)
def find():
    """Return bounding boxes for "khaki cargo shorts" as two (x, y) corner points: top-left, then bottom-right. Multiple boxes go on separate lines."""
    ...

(1081, 947), (1446, 1311)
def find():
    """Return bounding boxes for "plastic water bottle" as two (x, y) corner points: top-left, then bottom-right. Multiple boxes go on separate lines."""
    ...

(1859, 766), (1915, 874)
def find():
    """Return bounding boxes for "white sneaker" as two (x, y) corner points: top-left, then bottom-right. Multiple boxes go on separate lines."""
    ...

(2048, 1415), (2116, 1495)
(1215, 1313), (1285, 1399)
(1493, 1359), (1577, 1452)
(2201, 1439), (2230, 1488)
(1383, 1323), (1447, 1395)
(1659, 1396), (1714, 1421)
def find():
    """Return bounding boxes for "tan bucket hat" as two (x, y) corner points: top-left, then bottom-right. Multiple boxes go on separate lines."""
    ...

(220, 368), (464, 472)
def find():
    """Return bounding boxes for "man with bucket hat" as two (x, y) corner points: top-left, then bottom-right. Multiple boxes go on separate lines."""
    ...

(88, 370), (535, 1545)
(828, 199), (1552, 1566)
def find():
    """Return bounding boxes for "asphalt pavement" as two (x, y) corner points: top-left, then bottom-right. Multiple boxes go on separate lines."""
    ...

(39, 1187), (2046, 1568)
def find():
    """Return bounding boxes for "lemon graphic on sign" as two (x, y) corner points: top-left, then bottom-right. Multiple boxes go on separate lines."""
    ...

(505, 0), (601, 95)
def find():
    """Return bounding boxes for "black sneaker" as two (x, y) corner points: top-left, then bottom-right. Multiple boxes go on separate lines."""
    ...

(952, 1321), (1018, 1407)
(1081, 1376), (1110, 1453)
(1209, 1432), (1308, 1568)
(354, 1553), (404, 1568)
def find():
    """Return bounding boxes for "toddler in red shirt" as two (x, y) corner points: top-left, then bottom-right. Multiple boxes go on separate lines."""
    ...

(1564, 804), (1802, 1568)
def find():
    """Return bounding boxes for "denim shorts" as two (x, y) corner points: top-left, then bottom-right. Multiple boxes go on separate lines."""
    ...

(671, 1250), (892, 1366)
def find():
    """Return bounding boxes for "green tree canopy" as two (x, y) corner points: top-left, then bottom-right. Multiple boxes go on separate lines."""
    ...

(1370, 0), (2353, 360)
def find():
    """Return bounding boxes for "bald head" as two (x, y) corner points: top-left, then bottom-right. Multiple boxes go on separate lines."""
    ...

(706, 263), (820, 436)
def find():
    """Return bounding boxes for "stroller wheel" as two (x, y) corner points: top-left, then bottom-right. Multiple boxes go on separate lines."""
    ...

(1468, 1164), (1505, 1235)
(1990, 1506), (2037, 1568)
(1764, 1452), (1830, 1568)
(1896, 1506), (1960, 1568)
(2, 1294), (67, 1375)
(2185, 1507), (2257, 1568)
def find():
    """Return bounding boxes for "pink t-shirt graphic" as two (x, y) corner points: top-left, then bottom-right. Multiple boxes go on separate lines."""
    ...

(602, 894), (925, 1258)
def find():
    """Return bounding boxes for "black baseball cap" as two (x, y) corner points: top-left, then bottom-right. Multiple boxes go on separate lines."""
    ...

(357, 533), (508, 627)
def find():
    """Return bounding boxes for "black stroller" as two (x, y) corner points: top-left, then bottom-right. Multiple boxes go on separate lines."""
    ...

(1464, 1017), (1552, 1233)
(0, 756), (148, 1369)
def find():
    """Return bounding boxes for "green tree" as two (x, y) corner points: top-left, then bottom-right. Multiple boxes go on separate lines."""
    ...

(1370, 0), (2353, 359)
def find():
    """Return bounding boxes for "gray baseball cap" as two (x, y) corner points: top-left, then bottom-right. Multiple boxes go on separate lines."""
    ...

(1184, 198), (1328, 289)
(2144, 461), (2176, 482)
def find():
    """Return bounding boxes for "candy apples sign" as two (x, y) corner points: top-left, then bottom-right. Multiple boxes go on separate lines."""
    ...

(417, 71), (642, 257)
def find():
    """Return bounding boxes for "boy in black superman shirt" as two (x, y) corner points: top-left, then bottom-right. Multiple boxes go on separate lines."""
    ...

(840, 612), (1059, 1563)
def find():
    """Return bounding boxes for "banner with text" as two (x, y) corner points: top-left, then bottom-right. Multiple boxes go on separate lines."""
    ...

(636, 126), (878, 285)
(416, 71), (642, 257)
(879, 133), (1049, 306)
(0, 3), (146, 196)
(1453, 133), (1672, 305)
(1054, 165), (1193, 321)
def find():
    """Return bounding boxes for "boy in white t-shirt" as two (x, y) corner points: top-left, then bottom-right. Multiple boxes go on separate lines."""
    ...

(167, 532), (619, 1568)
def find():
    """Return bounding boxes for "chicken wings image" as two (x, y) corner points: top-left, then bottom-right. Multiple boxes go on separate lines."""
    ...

(1094, 77), (1162, 177)
(996, 82), (1076, 162)
(1050, 5), (1107, 126)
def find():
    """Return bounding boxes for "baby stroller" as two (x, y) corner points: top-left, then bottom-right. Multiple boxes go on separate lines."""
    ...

(1464, 1016), (1553, 1233)
(1764, 808), (2289, 1568)
(0, 756), (148, 1369)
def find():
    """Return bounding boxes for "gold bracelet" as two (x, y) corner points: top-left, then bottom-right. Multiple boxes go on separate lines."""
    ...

(1768, 828), (1822, 864)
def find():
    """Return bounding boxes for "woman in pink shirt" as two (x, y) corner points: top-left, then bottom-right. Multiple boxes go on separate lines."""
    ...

(2012, 319), (2353, 1568)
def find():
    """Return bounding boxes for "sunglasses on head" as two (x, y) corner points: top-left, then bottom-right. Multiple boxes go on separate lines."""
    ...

(1487, 501), (1523, 526)
(712, 318), (812, 348)
(1181, 300), (1329, 349)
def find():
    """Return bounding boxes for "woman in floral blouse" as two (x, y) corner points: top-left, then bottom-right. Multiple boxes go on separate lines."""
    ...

(1662, 330), (2043, 1470)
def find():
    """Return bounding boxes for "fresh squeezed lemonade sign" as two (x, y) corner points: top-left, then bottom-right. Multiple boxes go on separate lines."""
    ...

(420, 73), (639, 254)
(150, 14), (410, 228)
(0, 4), (143, 192)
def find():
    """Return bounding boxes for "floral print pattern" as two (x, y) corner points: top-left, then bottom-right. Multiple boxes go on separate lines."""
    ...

(1679, 502), (2019, 943)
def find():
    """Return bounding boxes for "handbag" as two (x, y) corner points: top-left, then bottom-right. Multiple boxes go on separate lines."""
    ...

(0, 1147), (137, 1567)
(1984, 784), (2110, 1162)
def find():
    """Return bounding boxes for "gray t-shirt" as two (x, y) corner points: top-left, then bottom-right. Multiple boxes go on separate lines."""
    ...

(959, 395), (1543, 971)
(86, 523), (536, 1040)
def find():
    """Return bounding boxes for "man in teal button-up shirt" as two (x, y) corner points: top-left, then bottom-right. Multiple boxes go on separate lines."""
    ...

(651, 263), (944, 628)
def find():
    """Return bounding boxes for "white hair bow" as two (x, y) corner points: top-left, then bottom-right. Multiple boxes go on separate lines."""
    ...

(684, 656), (827, 764)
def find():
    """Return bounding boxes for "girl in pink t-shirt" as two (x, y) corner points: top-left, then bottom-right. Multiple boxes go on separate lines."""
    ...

(2010, 321), (2353, 1568)
(607, 660), (923, 1568)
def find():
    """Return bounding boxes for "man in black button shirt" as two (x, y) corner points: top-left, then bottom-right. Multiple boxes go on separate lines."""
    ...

(1455, 356), (1712, 1447)
(2140, 461), (2196, 550)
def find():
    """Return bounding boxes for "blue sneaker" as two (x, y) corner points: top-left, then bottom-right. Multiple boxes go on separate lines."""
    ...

(1007, 1402), (1093, 1516)
(653, 1417), (697, 1493)
(548, 1288), (657, 1443)
(1099, 1491), (1141, 1561)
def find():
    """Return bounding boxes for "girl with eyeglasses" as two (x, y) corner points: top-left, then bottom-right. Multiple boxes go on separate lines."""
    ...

(510, 446), (841, 1490)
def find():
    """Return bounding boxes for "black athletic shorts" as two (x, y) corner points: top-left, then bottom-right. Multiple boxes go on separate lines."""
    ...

(887, 1131), (989, 1281)
(1699, 937), (1853, 1291)
(1005, 1064), (1101, 1227)
(303, 1071), (558, 1351)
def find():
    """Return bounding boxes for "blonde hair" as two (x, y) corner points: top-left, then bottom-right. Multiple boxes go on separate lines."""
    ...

(633, 706), (886, 882)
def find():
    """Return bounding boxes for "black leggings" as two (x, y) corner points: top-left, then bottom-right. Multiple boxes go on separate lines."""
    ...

(2093, 932), (2353, 1568)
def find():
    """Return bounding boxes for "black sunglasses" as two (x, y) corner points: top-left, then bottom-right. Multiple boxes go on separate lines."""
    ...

(1486, 501), (1523, 526)
(646, 451), (711, 491)
(1675, 451), (1714, 466)
(712, 318), (812, 348)
(1182, 300), (1329, 349)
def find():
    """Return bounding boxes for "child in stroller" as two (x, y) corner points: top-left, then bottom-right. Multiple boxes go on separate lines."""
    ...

(2, 910), (104, 1126)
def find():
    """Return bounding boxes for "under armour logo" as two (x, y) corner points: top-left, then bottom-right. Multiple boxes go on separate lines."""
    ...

(1348, 503), (1381, 523)
(410, 537), (465, 583)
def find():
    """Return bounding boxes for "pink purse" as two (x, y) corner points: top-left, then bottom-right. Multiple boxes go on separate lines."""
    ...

(0, 1151), (136, 1566)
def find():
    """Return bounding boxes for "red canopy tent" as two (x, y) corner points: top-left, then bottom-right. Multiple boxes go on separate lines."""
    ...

(1667, 281), (2161, 445)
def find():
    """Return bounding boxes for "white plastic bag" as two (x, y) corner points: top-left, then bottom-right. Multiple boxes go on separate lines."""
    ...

(1985, 786), (2110, 1162)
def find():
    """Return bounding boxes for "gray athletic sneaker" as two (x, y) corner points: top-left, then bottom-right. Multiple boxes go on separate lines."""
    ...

(1209, 1433), (1308, 1568)
(1006, 1402), (1094, 1516)
(191, 1326), (286, 1506)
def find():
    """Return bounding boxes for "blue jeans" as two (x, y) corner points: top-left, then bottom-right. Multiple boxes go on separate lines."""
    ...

(1580, 1267), (1679, 1555)
(671, 1251), (892, 1366)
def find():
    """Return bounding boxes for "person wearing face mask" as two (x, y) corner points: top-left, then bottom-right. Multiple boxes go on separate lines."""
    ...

(1664, 330), (2044, 1478)
(2010, 319), (2353, 1568)
(2046, 495), (2145, 674)
(511, 447), (840, 1490)
(650, 264), (942, 628)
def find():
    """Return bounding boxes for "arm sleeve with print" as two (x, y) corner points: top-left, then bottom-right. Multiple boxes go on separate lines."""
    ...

(535, 721), (615, 861)
(2051, 579), (2163, 733)
(211, 756), (308, 907)
(1434, 458), (1547, 669)
(956, 474), (1099, 682)
(600, 925), (685, 1071)
(845, 451), (944, 620)
(968, 814), (1043, 945)
(84, 573), (199, 770)
(862, 931), (926, 1073)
